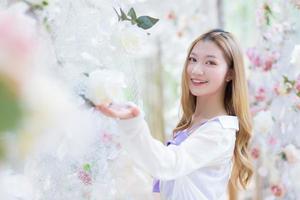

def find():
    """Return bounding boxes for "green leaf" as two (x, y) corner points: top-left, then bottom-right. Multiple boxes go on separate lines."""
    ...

(127, 8), (137, 21)
(297, 91), (300, 97)
(113, 7), (121, 21)
(0, 76), (22, 133)
(136, 16), (159, 30)
(83, 72), (89, 77)
(42, 0), (48, 6)
(280, 152), (287, 161)
(83, 163), (91, 172)
(0, 139), (5, 160)
(113, 7), (129, 21)
(120, 8), (129, 21)
(114, 7), (159, 30)
(263, 3), (274, 26)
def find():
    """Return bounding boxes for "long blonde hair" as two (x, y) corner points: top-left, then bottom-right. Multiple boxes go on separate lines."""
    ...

(173, 29), (253, 189)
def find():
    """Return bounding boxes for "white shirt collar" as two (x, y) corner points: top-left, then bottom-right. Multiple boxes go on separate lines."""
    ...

(198, 115), (239, 131)
(214, 115), (239, 131)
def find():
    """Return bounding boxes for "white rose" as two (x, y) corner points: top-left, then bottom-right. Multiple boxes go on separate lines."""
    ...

(111, 22), (150, 55)
(253, 110), (274, 134)
(85, 69), (127, 105)
(291, 45), (300, 67)
(282, 144), (300, 164)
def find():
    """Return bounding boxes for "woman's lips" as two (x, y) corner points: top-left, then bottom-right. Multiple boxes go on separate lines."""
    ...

(191, 79), (208, 86)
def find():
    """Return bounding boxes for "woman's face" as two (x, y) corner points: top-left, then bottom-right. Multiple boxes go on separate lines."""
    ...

(186, 40), (232, 97)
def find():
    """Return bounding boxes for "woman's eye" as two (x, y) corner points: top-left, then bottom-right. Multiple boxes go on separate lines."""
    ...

(205, 61), (217, 65)
(188, 57), (197, 62)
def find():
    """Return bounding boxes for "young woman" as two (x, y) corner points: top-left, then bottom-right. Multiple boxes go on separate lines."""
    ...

(97, 29), (253, 200)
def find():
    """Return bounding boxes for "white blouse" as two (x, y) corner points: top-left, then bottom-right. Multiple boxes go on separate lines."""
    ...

(115, 114), (239, 200)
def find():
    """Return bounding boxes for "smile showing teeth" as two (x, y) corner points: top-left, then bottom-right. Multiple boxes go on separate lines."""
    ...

(191, 79), (208, 87)
(191, 79), (208, 84)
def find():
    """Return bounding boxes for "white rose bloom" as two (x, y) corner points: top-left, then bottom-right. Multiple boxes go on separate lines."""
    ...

(110, 22), (150, 55)
(86, 69), (127, 105)
(291, 45), (300, 67)
(253, 110), (274, 134)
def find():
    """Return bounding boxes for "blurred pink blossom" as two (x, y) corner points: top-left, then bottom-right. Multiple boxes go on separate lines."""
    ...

(247, 47), (262, 67)
(251, 147), (260, 159)
(271, 184), (286, 198)
(78, 170), (92, 185)
(0, 3), (37, 84)
(0, 4), (36, 63)
(263, 51), (280, 71)
(255, 87), (266, 102)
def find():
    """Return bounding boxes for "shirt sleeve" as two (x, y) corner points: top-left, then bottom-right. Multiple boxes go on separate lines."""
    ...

(115, 114), (236, 181)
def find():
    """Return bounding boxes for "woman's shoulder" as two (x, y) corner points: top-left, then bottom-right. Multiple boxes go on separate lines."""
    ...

(197, 115), (239, 133)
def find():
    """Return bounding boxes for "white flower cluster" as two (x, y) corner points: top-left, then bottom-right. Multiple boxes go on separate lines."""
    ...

(253, 110), (274, 134)
(85, 69), (127, 105)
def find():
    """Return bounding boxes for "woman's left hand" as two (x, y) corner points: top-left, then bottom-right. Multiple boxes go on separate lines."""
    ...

(96, 102), (140, 120)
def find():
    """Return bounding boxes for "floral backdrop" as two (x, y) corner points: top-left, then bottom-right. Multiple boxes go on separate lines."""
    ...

(0, 0), (300, 199)
(247, 0), (300, 199)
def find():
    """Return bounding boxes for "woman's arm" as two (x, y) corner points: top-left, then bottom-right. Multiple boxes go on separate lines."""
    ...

(97, 102), (236, 180)
(115, 114), (236, 180)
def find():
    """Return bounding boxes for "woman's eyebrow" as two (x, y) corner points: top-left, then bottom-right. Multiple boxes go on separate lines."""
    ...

(190, 52), (217, 59)
(190, 52), (198, 56)
(206, 55), (217, 59)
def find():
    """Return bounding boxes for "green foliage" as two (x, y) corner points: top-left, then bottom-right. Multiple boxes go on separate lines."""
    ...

(114, 7), (159, 30)
(0, 76), (22, 134)
(83, 163), (92, 172)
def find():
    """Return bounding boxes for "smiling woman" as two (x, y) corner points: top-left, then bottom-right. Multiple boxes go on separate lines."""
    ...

(97, 29), (253, 200)
(187, 40), (231, 93)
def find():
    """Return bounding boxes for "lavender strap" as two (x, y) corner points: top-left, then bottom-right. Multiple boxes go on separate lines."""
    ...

(152, 119), (211, 193)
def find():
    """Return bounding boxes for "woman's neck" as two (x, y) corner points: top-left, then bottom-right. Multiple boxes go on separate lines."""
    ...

(192, 94), (228, 126)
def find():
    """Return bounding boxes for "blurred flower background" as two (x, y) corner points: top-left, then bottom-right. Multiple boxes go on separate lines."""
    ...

(0, 0), (300, 199)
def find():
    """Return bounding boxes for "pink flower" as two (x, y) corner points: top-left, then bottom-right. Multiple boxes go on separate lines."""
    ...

(0, 8), (36, 62)
(247, 48), (262, 67)
(251, 147), (260, 159)
(0, 5), (37, 84)
(263, 51), (279, 71)
(255, 88), (266, 102)
(271, 184), (286, 198)
(264, 58), (273, 71)
(166, 10), (176, 20)
(78, 170), (92, 185)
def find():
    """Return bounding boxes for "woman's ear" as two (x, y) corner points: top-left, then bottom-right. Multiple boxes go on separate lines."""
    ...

(225, 69), (234, 82)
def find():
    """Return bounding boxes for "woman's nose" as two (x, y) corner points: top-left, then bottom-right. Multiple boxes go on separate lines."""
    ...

(191, 65), (205, 75)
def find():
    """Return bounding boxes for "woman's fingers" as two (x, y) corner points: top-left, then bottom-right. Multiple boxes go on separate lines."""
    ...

(130, 106), (140, 117)
(96, 102), (140, 119)
(96, 104), (119, 118)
